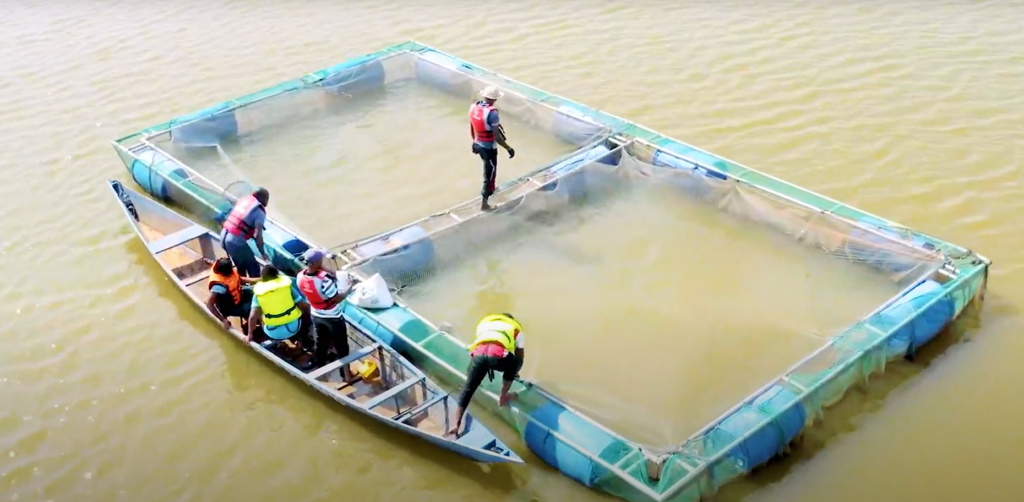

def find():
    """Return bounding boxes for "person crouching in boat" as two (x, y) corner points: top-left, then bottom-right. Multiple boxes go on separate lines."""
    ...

(221, 187), (270, 278)
(205, 257), (259, 332)
(296, 248), (359, 379)
(246, 264), (315, 369)
(447, 313), (526, 437)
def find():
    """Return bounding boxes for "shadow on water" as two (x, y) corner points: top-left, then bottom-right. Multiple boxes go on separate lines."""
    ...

(715, 292), (1006, 502)
(125, 240), (531, 497)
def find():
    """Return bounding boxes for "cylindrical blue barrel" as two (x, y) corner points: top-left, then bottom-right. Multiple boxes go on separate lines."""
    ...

(322, 59), (386, 96)
(415, 51), (472, 97)
(551, 105), (608, 147)
(352, 226), (435, 287)
(342, 303), (414, 356)
(845, 216), (936, 275)
(880, 279), (955, 358)
(523, 402), (630, 487)
(652, 150), (728, 181)
(537, 144), (617, 201)
(129, 156), (188, 202)
(711, 385), (806, 471)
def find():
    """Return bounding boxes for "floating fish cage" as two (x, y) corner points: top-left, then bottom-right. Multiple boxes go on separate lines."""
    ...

(111, 41), (991, 502)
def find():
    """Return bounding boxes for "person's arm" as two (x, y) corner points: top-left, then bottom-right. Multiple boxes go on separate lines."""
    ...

(252, 210), (268, 260)
(239, 276), (260, 285)
(246, 294), (261, 343)
(291, 283), (311, 315)
(490, 110), (513, 152)
(246, 306), (261, 344)
(470, 123), (476, 140)
(205, 289), (231, 329)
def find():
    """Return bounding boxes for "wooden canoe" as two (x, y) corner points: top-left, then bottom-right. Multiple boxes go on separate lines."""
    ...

(107, 179), (523, 464)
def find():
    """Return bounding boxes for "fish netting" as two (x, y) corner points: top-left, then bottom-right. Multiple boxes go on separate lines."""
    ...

(346, 140), (945, 294)
(110, 41), (991, 502)
(343, 141), (986, 502)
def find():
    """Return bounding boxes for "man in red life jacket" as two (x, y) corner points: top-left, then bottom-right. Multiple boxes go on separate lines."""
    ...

(220, 187), (270, 278)
(296, 248), (359, 378)
(470, 86), (515, 211)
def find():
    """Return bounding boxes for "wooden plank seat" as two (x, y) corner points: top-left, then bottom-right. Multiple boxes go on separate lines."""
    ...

(147, 224), (210, 254)
(307, 343), (381, 380)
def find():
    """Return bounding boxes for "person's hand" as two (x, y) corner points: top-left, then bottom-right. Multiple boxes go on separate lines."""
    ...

(499, 392), (512, 407)
(507, 147), (515, 159)
(221, 319), (232, 330)
(244, 333), (254, 345)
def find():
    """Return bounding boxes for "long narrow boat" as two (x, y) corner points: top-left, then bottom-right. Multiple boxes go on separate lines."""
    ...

(107, 179), (523, 464)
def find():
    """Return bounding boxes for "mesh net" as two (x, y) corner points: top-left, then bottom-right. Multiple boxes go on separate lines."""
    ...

(346, 141), (946, 292)
(111, 41), (991, 502)
(342, 142), (984, 502)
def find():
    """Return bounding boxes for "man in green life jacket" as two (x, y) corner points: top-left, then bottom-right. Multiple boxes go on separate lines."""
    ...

(447, 313), (526, 437)
(246, 264), (315, 370)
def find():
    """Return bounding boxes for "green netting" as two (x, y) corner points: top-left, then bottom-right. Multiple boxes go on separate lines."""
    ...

(110, 41), (992, 502)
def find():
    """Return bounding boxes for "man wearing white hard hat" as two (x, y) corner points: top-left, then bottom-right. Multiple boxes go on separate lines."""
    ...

(469, 85), (515, 211)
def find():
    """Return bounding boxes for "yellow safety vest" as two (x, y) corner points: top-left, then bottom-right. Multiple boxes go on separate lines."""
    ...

(467, 314), (522, 353)
(253, 276), (301, 327)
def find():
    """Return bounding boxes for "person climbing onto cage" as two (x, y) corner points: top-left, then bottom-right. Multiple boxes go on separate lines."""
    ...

(447, 313), (526, 438)
(221, 187), (270, 278)
(470, 86), (515, 211)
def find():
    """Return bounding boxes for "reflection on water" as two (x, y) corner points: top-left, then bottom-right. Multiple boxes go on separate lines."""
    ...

(1, 0), (1022, 501)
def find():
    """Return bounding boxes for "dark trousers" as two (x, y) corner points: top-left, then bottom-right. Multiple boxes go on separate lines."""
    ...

(250, 316), (313, 348)
(457, 352), (522, 409)
(220, 229), (260, 278)
(474, 145), (499, 199)
(311, 315), (351, 365)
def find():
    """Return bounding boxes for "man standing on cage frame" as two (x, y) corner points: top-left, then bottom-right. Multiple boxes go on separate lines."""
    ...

(470, 86), (515, 211)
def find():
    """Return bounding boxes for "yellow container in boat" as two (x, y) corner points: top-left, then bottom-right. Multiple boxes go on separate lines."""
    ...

(359, 360), (380, 381)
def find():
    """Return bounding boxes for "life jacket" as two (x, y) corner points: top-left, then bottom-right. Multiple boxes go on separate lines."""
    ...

(207, 266), (242, 305)
(469, 101), (496, 143)
(253, 275), (301, 327)
(296, 269), (339, 311)
(468, 314), (522, 354)
(222, 195), (263, 239)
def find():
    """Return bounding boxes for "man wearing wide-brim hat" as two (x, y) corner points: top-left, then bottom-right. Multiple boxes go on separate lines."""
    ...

(469, 85), (516, 211)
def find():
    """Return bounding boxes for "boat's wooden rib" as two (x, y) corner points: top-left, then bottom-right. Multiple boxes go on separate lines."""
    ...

(106, 179), (522, 464)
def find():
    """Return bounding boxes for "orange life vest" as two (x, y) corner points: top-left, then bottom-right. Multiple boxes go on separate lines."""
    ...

(207, 267), (242, 305)
(469, 101), (496, 143)
(222, 195), (263, 239)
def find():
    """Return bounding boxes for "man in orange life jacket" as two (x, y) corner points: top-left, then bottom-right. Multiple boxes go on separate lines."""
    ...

(205, 257), (259, 331)
(221, 187), (270, 278)
(296, 248), (359, 378)
(470, 86), (515, 211)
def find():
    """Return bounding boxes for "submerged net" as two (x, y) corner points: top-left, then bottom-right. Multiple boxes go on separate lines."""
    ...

(343, 141), (985, 502)
(134, 48), (612, 245)
(111, 42), (991, 502)
(347, 140), (945, 293)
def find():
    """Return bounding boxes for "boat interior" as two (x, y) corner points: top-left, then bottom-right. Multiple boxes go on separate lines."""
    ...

(121, 189), (466, 438)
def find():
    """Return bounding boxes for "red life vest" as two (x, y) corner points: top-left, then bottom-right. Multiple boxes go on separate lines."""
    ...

(469, 102), (496, 143)
(222, 195), (263, 239)
(296, 269), (338, 311)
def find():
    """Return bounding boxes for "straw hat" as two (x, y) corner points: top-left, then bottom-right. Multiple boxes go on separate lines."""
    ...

(480, 86), (504, 100)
